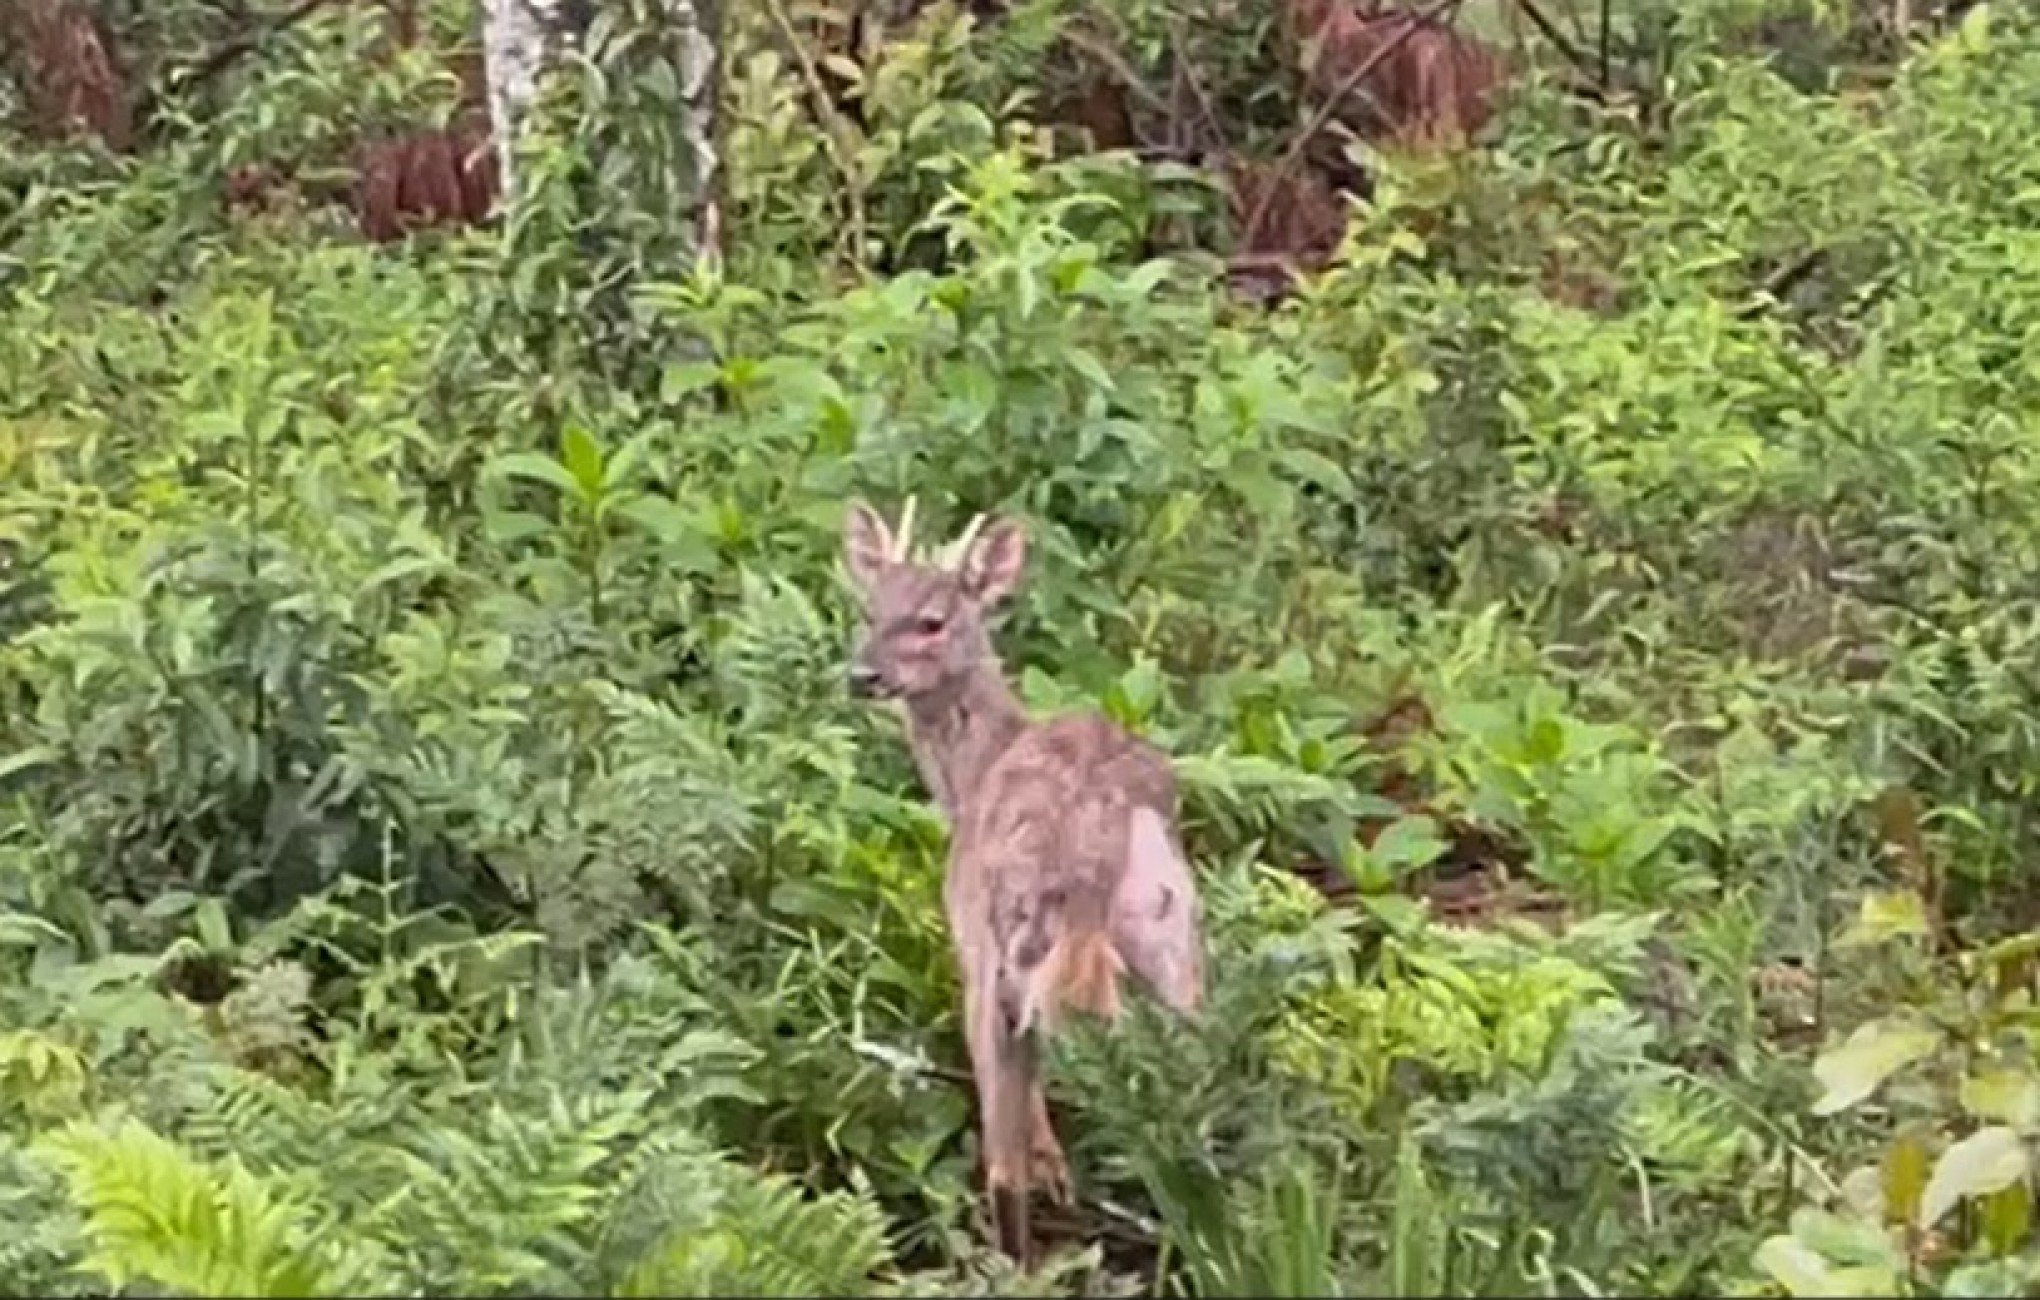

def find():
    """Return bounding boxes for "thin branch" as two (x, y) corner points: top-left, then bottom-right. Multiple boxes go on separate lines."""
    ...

(1244, 0), (1464, 251)
(1057, 26), (1173, 119)
(1735, 248), (1828, 321)
(757, 0), (869, 269)
(1167, 17), (1229, 157)
(162, 0), (336, 101)
(1597, 0), (1611, 91)
(127, 0), (339, 136)
(1511, 0), (1595, 79)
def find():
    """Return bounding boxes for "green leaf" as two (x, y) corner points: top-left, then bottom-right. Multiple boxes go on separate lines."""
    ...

(1753, 1233), (1898, 1299)
(0, 745), (57, 783)
(1369, 815), (1451, 873)
(1356, 893), (1428, 936)
(38, 1116), (369, 1296)
(660, 360), (722, 401)
(0, 912), (68, 948)
(560, 424), (606, 501)
(1882, 1130), (1931, 1224)
(194, 899), (233, 954)
(1980, 1180), (2032, 1256)
(1838, 889), (1931, 948)
(1754, 1236), (1841, 1297)
(1944, 1260), (2033, 1299)
(1918, 1126), (2030, 1229)
(1962, 1069), (2040, 1131)
(1786, 1206), (1902, 1270)
(489, 452), (578, 496)
(1811, 1019), (1941, 1116)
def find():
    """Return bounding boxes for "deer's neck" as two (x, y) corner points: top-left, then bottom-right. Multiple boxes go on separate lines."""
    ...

(904, 663), (1027, 820)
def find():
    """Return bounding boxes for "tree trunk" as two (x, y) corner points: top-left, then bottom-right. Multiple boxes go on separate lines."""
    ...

(658, 0), (722, 261)
(479, 0), (561, 209)
(479, 0), (720, 261)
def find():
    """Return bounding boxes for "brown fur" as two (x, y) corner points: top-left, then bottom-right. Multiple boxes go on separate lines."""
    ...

(842, 501), (1206, 1267)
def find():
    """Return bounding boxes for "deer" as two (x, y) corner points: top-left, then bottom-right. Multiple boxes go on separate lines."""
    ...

(841, 498), (1207, 1268)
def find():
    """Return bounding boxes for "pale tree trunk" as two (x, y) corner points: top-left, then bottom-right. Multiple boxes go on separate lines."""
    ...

(479, 0), (558, 209)
(661, 0), (722, 261)
(479, 0), (720, 260)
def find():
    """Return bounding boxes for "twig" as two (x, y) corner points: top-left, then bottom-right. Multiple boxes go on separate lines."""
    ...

(1735, 248), (1827, 320)
(1488, 0), (1613, 106)
(1597, 0), (1611, 92)
(161, 0), (336, 102)
(1057, 26), (1174, 119)
(758, 0), (869, 268)
(1511, 0), (1595, 80)
(1168, 17), (1229, 157)
(1243, 0), (1465, 250)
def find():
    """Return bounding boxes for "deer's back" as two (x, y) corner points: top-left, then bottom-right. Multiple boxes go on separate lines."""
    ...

(948, 711), (1175, 937)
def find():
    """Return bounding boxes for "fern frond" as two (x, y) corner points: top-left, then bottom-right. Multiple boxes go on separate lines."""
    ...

(613, 1159), (893, 1298)
(0, 1130), (89, 1298)
(34, 1115), (378, 1297)
(1623, 1075), (1754, 1186)
(364, 1084), (656, 1293)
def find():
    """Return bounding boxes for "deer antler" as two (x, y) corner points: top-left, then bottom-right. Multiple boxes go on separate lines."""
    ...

(937, 513), (988, 571)
(891, 496), (918, 562)
(884, 498), (988, 570)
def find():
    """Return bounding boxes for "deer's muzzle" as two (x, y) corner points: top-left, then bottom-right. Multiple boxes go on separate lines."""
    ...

(847, 661), (892, 699)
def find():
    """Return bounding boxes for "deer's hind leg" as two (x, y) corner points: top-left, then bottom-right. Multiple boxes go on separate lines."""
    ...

(1028, 1085), (1072, 1207)
(961, 940), (1041, 1267)
(1110, 807), (1205, 1015)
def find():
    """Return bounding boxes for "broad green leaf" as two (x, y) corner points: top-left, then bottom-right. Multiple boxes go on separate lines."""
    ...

(193, 899), (233, 953)
(1980, 1181), (2032, 1256)
(1943, 1260), (2032, 1299)
(1838, 889), (1930, 948)
(1918, 1126), (2030, 1229)
(1839, 1165), (1884, 1222)
(1787, 1206), (1903, 1269)
(1962, 1069), (2040, 1131)
(0, 912), (68, 948)
(1754, 1236), (1840, 1297)
(560, 425), (606, 500)
(489, 452), (578, 496)
(1811, 1019), (1941, 1116)
(1756, 1230), (1901, 1300)
(1882, 1130), (1931, 1224)
(1369, 816), (1451, 874)
(660, 360), (722, 401)
(1356, 893), (1428, 936)
(0, 745), (57, 783)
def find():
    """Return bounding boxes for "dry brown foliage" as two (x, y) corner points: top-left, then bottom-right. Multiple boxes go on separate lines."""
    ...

(349, 29), (496, 241)
(4, 0), (134, 150)
(351, 125), (496, 241)
(1223, 154), (1348, 296)
(1048, 71), (1136, 151)
(1291, 0), (1509, 148)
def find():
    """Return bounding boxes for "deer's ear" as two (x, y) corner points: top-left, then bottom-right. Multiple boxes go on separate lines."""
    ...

(960, 515), (1026, 606)
(843, 501), (893, 595)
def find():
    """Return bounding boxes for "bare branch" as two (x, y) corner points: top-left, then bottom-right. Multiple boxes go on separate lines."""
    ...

(1243, 0), (1464, 252)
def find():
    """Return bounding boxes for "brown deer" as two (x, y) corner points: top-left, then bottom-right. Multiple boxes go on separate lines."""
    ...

(841, 499), (1206, 1266)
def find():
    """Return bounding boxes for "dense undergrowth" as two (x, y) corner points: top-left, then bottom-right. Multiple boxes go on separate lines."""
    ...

(5, 0), (2040, 1294)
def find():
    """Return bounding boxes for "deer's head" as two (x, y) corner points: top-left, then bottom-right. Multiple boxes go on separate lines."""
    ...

(840, 499), (1027, 704)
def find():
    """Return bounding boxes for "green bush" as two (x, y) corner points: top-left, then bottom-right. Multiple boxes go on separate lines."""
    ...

(5, 1), (2040, 1295)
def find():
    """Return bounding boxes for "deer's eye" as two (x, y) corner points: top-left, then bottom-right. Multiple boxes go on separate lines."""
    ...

(914, 614), (947, 636)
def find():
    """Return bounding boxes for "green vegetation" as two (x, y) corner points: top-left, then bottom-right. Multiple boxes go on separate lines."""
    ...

(4, 0), (2040, 1294)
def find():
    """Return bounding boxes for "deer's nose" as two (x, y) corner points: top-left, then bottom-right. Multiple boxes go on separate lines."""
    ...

(847, 662), (886, 698)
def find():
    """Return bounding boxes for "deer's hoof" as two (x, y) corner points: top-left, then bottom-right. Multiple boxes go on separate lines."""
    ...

(1031, 1139), (1073, 1207)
